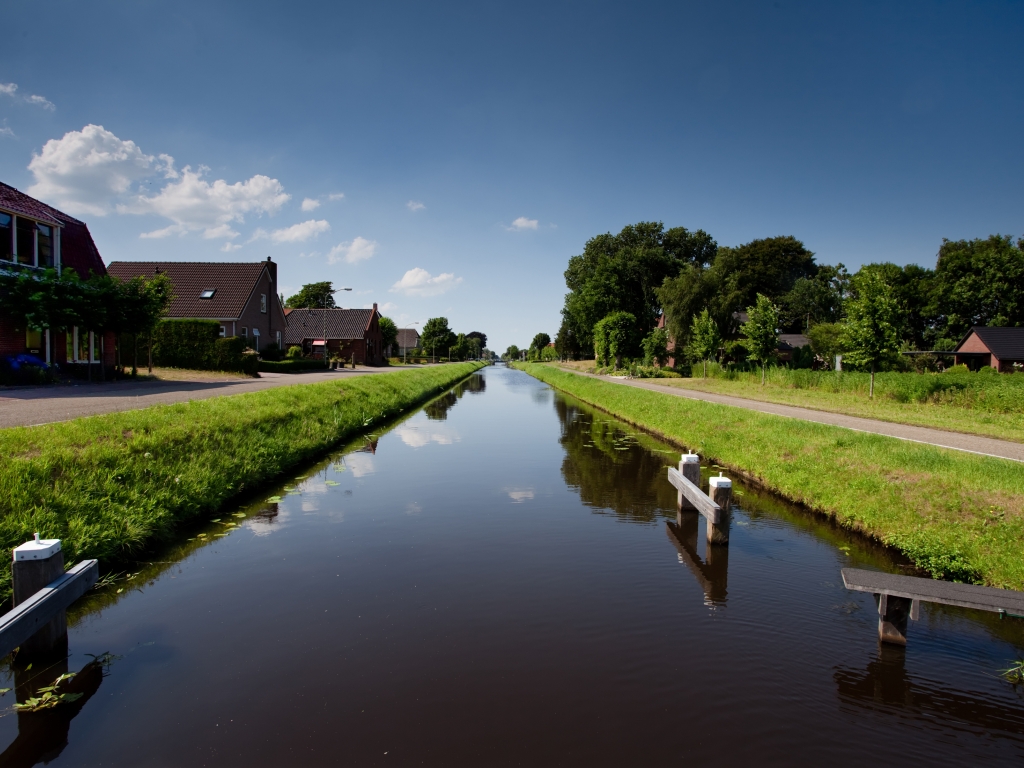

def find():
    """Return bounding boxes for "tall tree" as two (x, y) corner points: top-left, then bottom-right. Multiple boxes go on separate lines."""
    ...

(504, 345), (521, 361)
(421, 317), (456, 361)
(741, 294), (780, 385)
(779, 263), (850, 332)
(286, 282), (337, 309)
(593, 311), (637, 370)
(378, 316), (398, 357)
(466, 331), (487, 349)
(641, 327), (669, 367)
(562, 222), (717, 354)
(686, 309), (721, 377)
(530, 333), (551, 360)
(933, 235), (1024, 342)
(843, 272), (902, 398)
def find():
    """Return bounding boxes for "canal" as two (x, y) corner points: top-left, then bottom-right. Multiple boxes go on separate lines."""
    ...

(1, 365), (1023, 766)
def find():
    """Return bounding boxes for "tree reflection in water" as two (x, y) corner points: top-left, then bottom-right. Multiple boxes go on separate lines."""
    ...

(555, 398), (677, 523)
(424, 374), (485, 421)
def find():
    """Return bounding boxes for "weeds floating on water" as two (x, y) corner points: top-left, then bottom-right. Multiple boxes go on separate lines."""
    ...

(1001, 660), (1024, 684)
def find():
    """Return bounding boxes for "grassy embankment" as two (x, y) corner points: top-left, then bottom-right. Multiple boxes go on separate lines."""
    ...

(558, 360), (1024, 443)
(0, 363), (483, 604)
(520, 363), (1024, 589)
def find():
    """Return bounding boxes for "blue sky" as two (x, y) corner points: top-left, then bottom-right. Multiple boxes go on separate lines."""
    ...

(1, 0), (1021, 352)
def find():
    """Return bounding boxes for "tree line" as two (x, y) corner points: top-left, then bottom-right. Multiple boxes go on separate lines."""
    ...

(551, 222), (1024, 382)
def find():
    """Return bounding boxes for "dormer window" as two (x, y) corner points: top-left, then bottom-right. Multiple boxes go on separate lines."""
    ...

(200, 289), (216, 299)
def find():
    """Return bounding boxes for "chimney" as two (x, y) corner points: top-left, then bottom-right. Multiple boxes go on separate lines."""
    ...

(373, 303), (378, 312)
(265, 256), (277, 285)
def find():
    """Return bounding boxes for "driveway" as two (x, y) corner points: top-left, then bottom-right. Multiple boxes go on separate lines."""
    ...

(582, 372), (1024, 464)
(0, 367), (417, 429)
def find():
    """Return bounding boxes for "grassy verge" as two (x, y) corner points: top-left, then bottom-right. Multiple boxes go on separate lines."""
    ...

(0, 363), (482, 604)
(557, 361), (1024, 443)
(520, 363), (1024, 589)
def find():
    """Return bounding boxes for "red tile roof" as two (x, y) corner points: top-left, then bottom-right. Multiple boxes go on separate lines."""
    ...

(284, 308), (376, 343)
(106, 261), (270, 320)
(0, 181), (108, 280)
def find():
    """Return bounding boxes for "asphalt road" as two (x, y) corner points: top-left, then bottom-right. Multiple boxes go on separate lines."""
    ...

(0, 367), (413, 429)
(590, 373), (1024, 464)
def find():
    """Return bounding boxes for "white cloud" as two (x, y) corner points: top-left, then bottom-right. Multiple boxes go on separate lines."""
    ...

(255, 219), (330, 243)
(0, 124), (13, 139)
(26, 94), (55, 111)
(28, 125), (156, 216)
(376, 301), (398, 312)
(407, 200), (425, 211)
(328, 236), (377, 264)
(26, 124), (291, 240)
(301, 197), (321, 211)
(0, 83), (54, 110)
(508, 216), (539, 231)
(328, 193), (345, 201)
(390, 267), (462, 297)
(130, 165), (290, 239)
(221, 242), (242, 252)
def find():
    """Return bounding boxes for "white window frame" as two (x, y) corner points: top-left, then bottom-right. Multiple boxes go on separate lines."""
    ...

(260, 294), (267, 313)
(240, 327), (248, 338)
(219, 325), (226, 338)
(4, 212), (61, 270)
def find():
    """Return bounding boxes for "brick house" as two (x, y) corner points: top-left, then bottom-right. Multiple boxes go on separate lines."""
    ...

(0, 181), (116, 371)
(953, 327), (1024, 372)
(106, 258), (287, 353)
(395, 328), (420, 356)
(283, 305), (385, 365)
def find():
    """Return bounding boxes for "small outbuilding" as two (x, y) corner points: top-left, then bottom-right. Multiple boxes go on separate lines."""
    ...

(953, 327), (1024, 372)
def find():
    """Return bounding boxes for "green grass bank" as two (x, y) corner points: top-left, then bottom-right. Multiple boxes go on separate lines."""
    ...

(519, 363), (1024, 589)
(0, 363), (483, 604)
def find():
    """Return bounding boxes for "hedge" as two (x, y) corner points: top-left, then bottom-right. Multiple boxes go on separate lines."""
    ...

(152, 320), (258, 375)
(258, 359), (327, 373)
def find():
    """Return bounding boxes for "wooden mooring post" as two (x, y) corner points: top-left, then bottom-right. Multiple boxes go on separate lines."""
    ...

(0, 536), (98, 661)
(666, 456), (733, 546)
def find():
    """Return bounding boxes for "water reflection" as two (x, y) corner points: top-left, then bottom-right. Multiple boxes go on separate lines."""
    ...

(555, 399), (676, 523)
(666, 515), (729, 605)
(424, 374), (485, 421)
(834, 646), (1024, 735)
(0, 657), (106, 768)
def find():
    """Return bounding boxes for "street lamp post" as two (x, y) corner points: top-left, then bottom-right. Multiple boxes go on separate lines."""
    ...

(323, 287), (352, 368)
(403, 322), (420, 365)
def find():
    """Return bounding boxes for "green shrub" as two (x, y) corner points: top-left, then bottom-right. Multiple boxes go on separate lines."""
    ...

(286, 345), (304, 359)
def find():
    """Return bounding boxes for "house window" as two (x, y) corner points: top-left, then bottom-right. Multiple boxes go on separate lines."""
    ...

(0, 213), (12, 261)
(26, 329), (42, 353)
(276, 331), (282, 348)
(260, 294), (267, 313)
(16, 217), (35, 266)
(200, 289), (216, 299)
(68, 328), (98, 363)
(252, 328), (260, 351)
(219, 325), (226, 338)
(240, 327), (248, 338)
(36, 224), (53, 268)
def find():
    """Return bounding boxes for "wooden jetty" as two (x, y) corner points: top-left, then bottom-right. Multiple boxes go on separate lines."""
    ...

(0, 536), (98, 660)
(842, 567), (1024, 646)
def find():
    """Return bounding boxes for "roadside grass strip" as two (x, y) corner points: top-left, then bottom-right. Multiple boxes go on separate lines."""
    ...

(522, 364), (1024, 589)
(0, 363), (483, 604)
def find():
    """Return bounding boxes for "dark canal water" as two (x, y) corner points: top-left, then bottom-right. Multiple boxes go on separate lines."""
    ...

(2, 366), (1024, 766)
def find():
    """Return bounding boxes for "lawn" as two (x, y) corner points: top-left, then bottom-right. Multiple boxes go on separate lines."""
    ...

(558, 361), (1024, 443)
(0, 363), (483, 605)
(523, 363), (1024, 589)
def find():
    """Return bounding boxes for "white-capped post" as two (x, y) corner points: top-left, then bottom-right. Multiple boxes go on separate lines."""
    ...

(677, 453), (701, 511)
(707, 474), (732, 545)
(12, 535), (66, 657)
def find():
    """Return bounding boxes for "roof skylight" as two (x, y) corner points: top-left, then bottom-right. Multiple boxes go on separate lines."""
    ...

(200, 289), (216, 299)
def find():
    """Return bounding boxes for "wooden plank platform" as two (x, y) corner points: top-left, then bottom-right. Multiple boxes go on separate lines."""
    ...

(842, 567), (1024, 615)
(0, 560), (98, 659)
(667, 467), (720, 524)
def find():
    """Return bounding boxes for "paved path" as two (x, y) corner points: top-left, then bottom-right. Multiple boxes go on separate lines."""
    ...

(0, 367), (415, 429)
(581, 373), (1024, 463)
